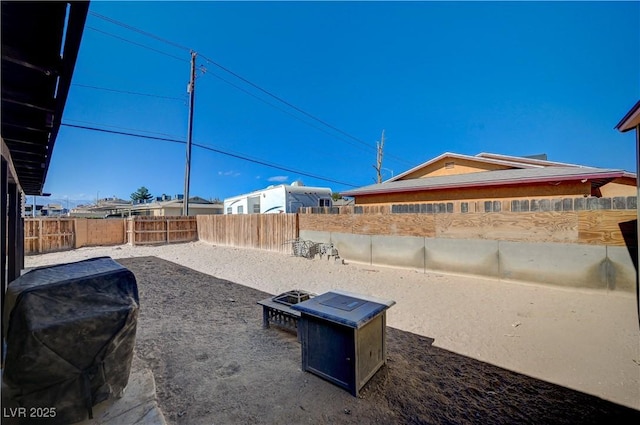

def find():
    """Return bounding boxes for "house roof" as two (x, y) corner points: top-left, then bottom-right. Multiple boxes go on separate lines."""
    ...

(1, 1), (89, 195)
(341, 166), (629, 197)
(386, 152), (542, 182)
(386, 151), (595, 183)
(474, 152), (584, 168)
(615, 100), (640, 132)
(129, 197), (221, 210)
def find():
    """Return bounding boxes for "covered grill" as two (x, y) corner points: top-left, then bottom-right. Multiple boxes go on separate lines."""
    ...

(2, 256), (139, 424)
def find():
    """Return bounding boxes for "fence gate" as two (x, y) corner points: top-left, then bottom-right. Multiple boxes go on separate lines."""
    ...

(126, 216), (198, 245)
(24, 218), (75, 254)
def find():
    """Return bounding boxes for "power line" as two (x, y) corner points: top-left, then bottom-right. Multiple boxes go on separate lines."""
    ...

(72, 83), (186, 102)
(62, 123), (185, 143)
(63, 119), (184, 139)
(60, 123), (360, 187)
(201, 63), (414, 166)
(84, 16), (411, 164)
(84, 14), (415, 166)
(89, 11), (191, 52)
(203, 70), (375, 155)
(83, 24), (366, 151)
(85, 26), (188, 63)
(199, 54), (374, 150)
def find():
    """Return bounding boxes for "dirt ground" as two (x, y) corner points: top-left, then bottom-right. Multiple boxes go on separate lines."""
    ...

(116, 256), (640, 425)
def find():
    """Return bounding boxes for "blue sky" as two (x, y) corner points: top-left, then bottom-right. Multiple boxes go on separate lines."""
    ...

(43, 1), (639, 204)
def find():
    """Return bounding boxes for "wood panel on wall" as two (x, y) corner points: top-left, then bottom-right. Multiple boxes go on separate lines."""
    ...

(578, 211), (637, 246)
(351, 214), (436, 237)
(299, 210), (636, 246)
(299, 213), (436, 237)
(435, 212), (578, 243)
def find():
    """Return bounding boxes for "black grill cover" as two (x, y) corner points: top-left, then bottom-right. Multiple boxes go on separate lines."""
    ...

(2, 257), (139, 424)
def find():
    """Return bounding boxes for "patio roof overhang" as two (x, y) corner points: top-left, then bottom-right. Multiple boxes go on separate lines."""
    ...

(1, 1), (89, 195)
(615, 100), (640, 133)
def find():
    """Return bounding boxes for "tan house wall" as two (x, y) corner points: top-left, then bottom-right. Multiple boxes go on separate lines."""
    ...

(598, 177), (637, 197)
(354, 181), (591, 205)
(401, 157), (511, 180)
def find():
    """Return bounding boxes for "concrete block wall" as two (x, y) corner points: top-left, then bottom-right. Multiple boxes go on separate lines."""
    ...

(299, 230), (637, 293)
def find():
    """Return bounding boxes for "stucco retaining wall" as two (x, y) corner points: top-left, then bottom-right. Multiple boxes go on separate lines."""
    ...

(299, 230), (637, 292)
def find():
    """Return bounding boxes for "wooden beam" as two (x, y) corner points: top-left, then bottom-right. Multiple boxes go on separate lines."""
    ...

(7, 183), (20, 282)
(1, 88), (56, 113)
(1, 158), (6, 363)
(1, 48), (60, 76)
(1, 137), (23, 193)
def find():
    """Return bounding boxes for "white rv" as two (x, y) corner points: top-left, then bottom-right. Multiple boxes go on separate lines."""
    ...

(223, 182), (333, 214)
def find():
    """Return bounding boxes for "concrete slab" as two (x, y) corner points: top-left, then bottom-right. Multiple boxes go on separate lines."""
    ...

(79, 366), (166, 425)
(371, 235), (425, 271)
(499, 241), (608, 290)
(425, 238), (500, 277)
(1, 359), (166, 425)
(331, 232), (372, 265)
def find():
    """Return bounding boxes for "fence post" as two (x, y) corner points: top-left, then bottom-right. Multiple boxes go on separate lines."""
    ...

(129, 217), (135, 246)
(166, 218), (170, 244)
(37, 218), (42, 254)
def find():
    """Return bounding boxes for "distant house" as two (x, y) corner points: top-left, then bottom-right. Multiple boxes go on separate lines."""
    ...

(70, 197), (133, 218)
(341, 152), (637, 211)
(224, 182), (333, 214)
(129, 196), (223, 217)
(333, 197), (355, 207)
(41, 204), (66, 217)
(23, 204), (44, 217)
(69, 195), (223, 217)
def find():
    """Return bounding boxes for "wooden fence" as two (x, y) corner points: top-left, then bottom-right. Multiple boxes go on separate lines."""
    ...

(24, 208), (637, 256)
(197, 214), (299, 254)
(126, 216), (198, 245)
(24, 218), (75, 254)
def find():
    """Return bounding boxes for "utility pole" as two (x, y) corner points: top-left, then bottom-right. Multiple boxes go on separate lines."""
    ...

(183, 51), (196, 216)
(373, 130), (385, 183)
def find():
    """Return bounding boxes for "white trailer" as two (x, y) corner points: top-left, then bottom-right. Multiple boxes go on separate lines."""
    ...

(223, 183), (333, 214)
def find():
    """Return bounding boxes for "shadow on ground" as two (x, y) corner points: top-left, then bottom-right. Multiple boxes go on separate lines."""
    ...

(117, 256), (640, 425)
